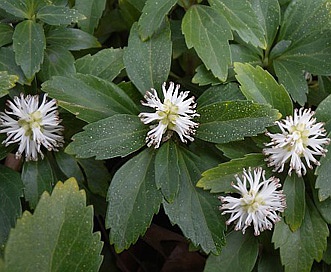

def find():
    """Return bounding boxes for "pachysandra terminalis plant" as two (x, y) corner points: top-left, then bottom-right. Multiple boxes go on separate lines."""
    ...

(2, 0), (331, 271)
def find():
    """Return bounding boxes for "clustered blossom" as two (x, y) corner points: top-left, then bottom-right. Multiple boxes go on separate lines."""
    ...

(139, 82), (199, 148)
(220, 167), (286, 236)
(0, 93), (64, 161)
(263, 108), (330, 177)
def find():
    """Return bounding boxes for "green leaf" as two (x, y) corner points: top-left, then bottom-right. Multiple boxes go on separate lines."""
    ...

(278, 0), (331, 41)
(155, 140), (180, 203)
(209, 0), (266, 49)
(163, 147), (226, 254)
(234, 62), (293, 116)
(75, 48), (124, 82)
(204, 231), (259, 272)
(196, 101), (279, 144)
(42, 73), (139, 123)
(0, 71), (19, 98)
(75, 0), (107, 34)
(316, 94), (331, 132)
(138, 0), (177, 40)
(0, 165), (23, 250)
(182, 5), (232, 81)
(0, 23), (13, 47)
(65, 114), (148, 160)
(123, 22), (172, 95)
(12, 20), (46, 82)
(0, 47), (27, 85)
(0, 0), (30, 18)
(46, 27), (101, 51)
(312, 180), (331, 224)
(54, 151), (84, 183)
(216, 137), (261, 159)
(4, 178), (103, 271)
(273, 198), (329, 272)
(230, 44), (262, 64)
(192, 64), (221, 86)
(21, 158), (56, 209)
(315, 141), (331, 201)
(283, 175), (305, 232)
(197, 154), (266, 193)
(273, 60), (307, 105)
(251, 0), (280, 49)
(37, 5), (85, 25)
(196, 83), (244, 108)
(38, 46), (76, 82)
(106, 149), (162, 252)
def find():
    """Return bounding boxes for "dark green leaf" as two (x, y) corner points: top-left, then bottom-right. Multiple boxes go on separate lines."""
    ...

(251, 0), (280, 49)
(124, 22), (172, 95)
(21, 158), (55, 209)
(0, 0), (33, 19)
(155, 140), (180, 203)
(315, 94), (331, 132)
(312, 179), (331, 224)
(75, 0), (107, 34)
(192, 65), (221, 86)
(0, 165), (23, 250)
(138, 0), (177, 40)
(12, 20), (46, 82)
(196, 101), (280, 144)
(315, 141), (331, 201)
(75, 48), (124, 82)
(46, 27), (101, 51)
(0, 47), (26, 85)
(230, 44), (262, 64)
(163, 147), (225, 254)
(273, 198), (329, 272)
(106, 149), (162, 252)
(182, 5), (232, 81)
(0, 71), (19, 98)
(42, 73), (139, 123)
(216, 137), (261, 159)
(4, 178), (103, 271)
(269, 40), (292, 59)
(170, 20), (187, 59)
(283, 175), (305, 231)
(0, 23), (13, 47)
(38, 46), (76, 82)
(234, 62), (293, 116)
(209, 0), (266, 48)
(204, 231), (259, 272)
(197, 154), (266, 193)
(54, 151), (84, 183)
(65, 114), (148, 160)
(197, 83), (244, 108)
(37, 5), (85, 25)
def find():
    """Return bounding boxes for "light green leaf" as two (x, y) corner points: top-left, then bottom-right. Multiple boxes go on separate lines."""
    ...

(192, 64), (221, 86)
(0, 165), (23, 251)
(197, 154), (266, 193)
(155, 140), (180, 203)
(124, 22), (172, 95)
(65, 114), (148, 160)
(4, 178), (103, 271)
(75, 0), (107, 34)
(138, 0), (177, 40)
(278, 0), (331, 41)
(0, 71), (19, 98)
(75, 48), (124, 82)
(196, 83), (244, 108)
(196, 101), (279, 144)
(42, 73), (139, 123)
(273, 198), (329, 272)
(273, 61), (308, 105)
(12, 20), (46, 82)
(209, 0), (266, 48)
(251, 0), (280, 49)
(163, 147), (226, 254)
(283, 175), (305, 232)
(0, 23), (13, 47)
(315, 94), (331, 132)
(204, 231), (258, 272)
(182, 5), (232, 81)
(21, 158), (56, 209)
(46, 27), (101, 51)
(106, 149), (162, 252)
(315, 141), (331, 201)
(234, 62), (292, 116)
(0, 47), (27, 85)
(37, 5), (85, 25)
(38, 46), (76, 82)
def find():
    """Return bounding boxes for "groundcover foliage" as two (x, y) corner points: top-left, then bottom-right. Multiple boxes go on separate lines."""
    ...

(0, 0), (331, 271)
